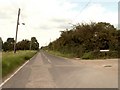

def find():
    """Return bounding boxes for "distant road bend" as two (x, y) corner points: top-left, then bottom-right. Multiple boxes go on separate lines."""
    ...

(2, 50), (118, 88)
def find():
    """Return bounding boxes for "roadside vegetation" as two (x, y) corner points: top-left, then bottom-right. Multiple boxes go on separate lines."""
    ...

(46, 50), (75, 58)
(0, 36), (39, 77)
(43, 22), (119, 59)
(2, 50), (37, 77)
(0, 37), (39, 52)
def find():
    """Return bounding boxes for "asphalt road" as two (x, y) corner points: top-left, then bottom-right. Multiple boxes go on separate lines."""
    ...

(2, 50), (118, 88)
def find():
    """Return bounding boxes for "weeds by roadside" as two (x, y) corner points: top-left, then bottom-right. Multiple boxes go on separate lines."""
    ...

(2, 50), (37, 77)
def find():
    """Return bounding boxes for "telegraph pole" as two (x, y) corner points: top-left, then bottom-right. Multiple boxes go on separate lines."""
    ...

(14, 8), (20, 53)
(30, 41), (32, 50)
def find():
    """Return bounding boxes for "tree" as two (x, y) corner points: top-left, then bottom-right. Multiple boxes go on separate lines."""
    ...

(3, 38), (14, 51)
(31, 37), (39, 50)
(47, 22), (118, 58)
(16, 39), (30, 50)
(2, 37), (39, 51)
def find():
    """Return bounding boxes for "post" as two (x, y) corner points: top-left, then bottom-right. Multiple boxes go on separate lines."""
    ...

(30, 41), (32, 50)
(14, 8), (20, 53)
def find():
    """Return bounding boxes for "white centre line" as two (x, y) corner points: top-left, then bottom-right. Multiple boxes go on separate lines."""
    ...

(42, 52), (52, 64)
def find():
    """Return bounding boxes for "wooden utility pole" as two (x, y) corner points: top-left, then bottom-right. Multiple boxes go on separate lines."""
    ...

(29, 37), (32, 50)
(14, 8), (20, 53)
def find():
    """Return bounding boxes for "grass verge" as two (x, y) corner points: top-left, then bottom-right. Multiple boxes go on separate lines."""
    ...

(45, 50), (118, 60)
(45, 50), (75, 58)
(2, 50), (37, 77)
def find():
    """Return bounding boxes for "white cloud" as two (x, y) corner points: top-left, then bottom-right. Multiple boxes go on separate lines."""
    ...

(0, 0), (118, 47)
(72, 3), (117, 26)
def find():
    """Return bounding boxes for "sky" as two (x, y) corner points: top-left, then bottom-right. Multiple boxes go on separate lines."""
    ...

(0, 0), (119, 47)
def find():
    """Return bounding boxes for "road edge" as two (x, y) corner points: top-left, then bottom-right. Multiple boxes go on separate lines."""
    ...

(0, 52), (38, 89)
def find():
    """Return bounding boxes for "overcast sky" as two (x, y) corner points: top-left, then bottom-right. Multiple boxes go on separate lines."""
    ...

(0, 0), (119, 47)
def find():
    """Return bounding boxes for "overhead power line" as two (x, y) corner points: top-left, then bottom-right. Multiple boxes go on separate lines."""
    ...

(70, 0), (91, 25)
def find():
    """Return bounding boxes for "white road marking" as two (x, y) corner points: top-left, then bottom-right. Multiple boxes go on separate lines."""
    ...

(42, 52), (52, 64)
(0, 60), (30, 88)
(47, 59), (52, 63)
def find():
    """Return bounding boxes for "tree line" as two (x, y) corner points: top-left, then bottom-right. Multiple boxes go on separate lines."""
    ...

(0, 37), (39, 51)
(45, 22), (120, 59)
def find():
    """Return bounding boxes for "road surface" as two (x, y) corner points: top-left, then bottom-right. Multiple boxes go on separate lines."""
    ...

(2, 50), (118, 88)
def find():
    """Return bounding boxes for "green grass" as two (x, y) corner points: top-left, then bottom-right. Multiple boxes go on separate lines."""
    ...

(45, 50), (118, 60)
(81, 52), (94, 59)
(2, 50), (37, 77)
(46, 50), (75, 58)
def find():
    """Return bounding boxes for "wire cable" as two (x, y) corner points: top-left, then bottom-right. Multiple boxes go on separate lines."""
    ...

(69, 0), (92, 25)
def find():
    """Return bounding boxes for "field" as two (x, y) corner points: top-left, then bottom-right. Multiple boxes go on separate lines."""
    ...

(2, 50), (37, 77)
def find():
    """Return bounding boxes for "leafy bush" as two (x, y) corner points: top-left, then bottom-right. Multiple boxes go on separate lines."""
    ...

(45, 22), (118, 59)
(98, 51), (118, 59)
(82, 52), (94, 59)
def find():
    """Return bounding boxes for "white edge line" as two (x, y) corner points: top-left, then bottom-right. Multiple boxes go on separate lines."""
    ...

(0, 60), (30, 88)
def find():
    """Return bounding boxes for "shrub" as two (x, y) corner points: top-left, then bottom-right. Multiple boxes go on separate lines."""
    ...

(82, 52), (94, 59)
